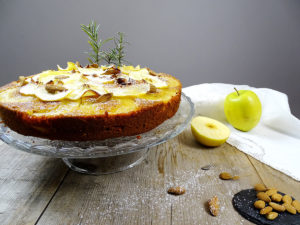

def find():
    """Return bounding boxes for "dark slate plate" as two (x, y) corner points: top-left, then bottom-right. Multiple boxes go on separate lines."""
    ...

(232, 189), (300, 225)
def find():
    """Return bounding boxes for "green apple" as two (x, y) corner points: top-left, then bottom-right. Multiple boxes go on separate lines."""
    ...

(191, 116), (230, 147)
(224, 88), (262, 132)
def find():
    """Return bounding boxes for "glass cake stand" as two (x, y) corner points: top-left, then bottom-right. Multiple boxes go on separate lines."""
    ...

(0, 93), (194, 175)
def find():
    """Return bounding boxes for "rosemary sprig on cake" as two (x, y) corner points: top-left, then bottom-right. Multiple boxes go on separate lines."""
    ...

(113, 32), (128, 67)
(81, 21), (128, 66)
(80, 21), (112, 65)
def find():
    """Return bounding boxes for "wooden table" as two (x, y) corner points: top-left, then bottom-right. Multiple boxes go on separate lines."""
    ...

(0, 128), (299, 225)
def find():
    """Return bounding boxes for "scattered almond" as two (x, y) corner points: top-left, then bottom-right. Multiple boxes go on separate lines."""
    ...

(167, 187), (186, 195)
(219, 172), (232, 180)
(266, 212), (278, 220)
(283, 203), (297, 215)
(282, 195), (293, 204)
(254, 184), (267, 192)
(265, 188), (277, 196)
(269, 202), (285, 212)
(257, 192), (271, 203)
(208, 196), (220, 216)
(292, 200), (300, 213)
(254, 200), (265, 209)
(271, 193), (282, 202)
(260, 206), (273, 215)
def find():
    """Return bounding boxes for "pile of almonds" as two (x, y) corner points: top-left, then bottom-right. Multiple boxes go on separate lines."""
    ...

(253, 183), (300, 220)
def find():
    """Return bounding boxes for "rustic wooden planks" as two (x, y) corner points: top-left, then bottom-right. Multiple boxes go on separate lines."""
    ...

(36, 129), (261, 225)
(0, 142), (68, 225)
(0, 128), (299, 225)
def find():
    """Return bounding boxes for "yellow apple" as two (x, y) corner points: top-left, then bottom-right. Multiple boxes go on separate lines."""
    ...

(224, 88), (262, 132)
(191, 116), (230, 147)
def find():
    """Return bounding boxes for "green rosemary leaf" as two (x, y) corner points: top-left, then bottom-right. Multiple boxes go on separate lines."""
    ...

(80, 21), (112, 65)
(81, 20), (129, 66)
(111, 32), (128, 67)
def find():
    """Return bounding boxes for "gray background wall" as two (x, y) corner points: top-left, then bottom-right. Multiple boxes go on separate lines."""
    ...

(0, 0), (299, 117)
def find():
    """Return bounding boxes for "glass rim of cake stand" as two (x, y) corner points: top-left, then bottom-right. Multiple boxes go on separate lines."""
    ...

(0, 92), (194, 158)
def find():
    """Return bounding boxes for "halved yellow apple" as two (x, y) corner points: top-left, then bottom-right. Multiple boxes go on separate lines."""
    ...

(191, 116), (230, 147)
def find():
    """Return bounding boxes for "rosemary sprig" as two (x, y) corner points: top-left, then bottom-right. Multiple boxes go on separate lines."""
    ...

(102, 48), (117, 65)
(80, 21), (112, 65)
(113, 32), (128, 67)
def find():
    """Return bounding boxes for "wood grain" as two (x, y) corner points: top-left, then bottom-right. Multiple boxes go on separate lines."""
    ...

(0, 128), (299, 225)
(0, 142), (68, 225)
(36, 129), (261, 225)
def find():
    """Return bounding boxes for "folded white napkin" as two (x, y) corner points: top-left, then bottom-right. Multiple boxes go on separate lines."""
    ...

(183, 83), (300, 181)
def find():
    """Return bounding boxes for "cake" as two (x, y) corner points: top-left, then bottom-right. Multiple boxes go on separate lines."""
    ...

(0, 62), (181, 141)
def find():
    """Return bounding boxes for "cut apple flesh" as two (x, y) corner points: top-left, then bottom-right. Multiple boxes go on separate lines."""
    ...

(191, 116), (230, 147)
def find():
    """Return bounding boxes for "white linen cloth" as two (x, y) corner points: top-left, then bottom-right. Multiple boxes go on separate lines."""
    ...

(183, 83), (300, 181)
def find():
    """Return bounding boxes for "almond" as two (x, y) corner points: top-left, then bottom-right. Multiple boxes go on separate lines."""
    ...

(148, 84), (157, 93)
(146, 67), (158, 76)
(292, 200), (300, 213)
(257, 192), (271, 203)
(208, 196), (220, 216)
(54, 75), (69, 79)
(97, 93), (113, 103)
(269, 202), (285, 212)
(282, 195), (292, 204)
(254, 200), (265, 209)
(283, 203), (297, 215)
(260, 206), (272, 215)
(271, 193), (282, 202)
(219, 172), (232, 180)
(254, 184), (267, 192)
(266, 212), (278, 220)
(167, 187), (186, 195)
(265, 188), (277, 196)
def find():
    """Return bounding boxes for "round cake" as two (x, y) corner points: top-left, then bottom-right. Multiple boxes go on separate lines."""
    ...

(0, 62), (181, 141)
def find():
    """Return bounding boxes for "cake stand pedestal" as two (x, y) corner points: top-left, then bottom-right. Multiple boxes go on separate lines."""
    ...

(62, 149), (149, 175)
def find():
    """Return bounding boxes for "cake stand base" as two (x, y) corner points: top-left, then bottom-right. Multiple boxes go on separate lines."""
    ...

(62, 148), (149, 175)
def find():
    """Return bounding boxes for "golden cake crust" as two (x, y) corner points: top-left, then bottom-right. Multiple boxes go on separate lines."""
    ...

(0, 73), (181, 141)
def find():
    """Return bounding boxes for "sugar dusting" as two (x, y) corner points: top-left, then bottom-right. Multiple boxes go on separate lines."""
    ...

(75, 160), (252, 225)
